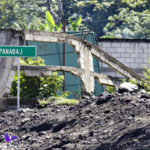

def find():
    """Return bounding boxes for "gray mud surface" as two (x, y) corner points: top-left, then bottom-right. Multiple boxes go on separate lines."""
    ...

(1, 92), (150, 150)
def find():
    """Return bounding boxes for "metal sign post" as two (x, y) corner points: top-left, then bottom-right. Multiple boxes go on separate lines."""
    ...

(17, 57), (20, 110)
(0, 45), (37, 110)
(63, 20), (66, 92)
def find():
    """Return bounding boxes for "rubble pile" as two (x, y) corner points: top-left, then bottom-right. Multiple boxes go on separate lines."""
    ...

(1, 90), (150, 150)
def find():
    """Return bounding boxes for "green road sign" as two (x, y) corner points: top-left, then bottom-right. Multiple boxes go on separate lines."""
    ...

(0, 46), (36, 57)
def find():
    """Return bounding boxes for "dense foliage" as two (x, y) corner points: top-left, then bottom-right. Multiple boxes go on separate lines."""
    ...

(11, 57), (64, 98)
(0, 0), (17, 28)
(103, 0), (150, 38)
(0, 0), (149, 38)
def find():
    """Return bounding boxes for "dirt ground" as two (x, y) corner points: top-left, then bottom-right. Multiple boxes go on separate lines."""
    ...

(1, 91), (150, 150)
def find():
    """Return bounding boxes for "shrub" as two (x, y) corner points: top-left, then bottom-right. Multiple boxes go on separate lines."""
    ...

(106, 86), (115, 94)
(120, 78), (137, 85)
(142, 59), (150, 94)
(129, 78), (137, 85)
(10, 57), (64, 98)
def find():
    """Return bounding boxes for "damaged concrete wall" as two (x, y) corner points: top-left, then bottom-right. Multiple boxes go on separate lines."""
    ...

(14, 65), (114, 86)
(0, 29), (21, 111)
(98, 39), (150, 82)
(23, 30), (142, 81)
(0, 29), (144, 111)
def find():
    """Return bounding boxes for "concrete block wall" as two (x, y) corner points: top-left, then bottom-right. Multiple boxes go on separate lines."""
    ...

(98, 39), (150, 82)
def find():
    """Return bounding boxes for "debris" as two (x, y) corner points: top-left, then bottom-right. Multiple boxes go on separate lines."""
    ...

(119, 82), (138, 93)
(21, 118), (30, 124)
(0, 91), (150, 149)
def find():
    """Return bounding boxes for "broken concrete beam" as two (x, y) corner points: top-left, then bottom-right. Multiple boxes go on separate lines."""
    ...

(13, 65), (114, 95)
(23, 30), (142, 81)
(91, 72), (114, 86)
(15, 65), (82, 77)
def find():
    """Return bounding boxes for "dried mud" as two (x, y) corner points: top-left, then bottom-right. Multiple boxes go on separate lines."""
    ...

(1, 92), (150, 150)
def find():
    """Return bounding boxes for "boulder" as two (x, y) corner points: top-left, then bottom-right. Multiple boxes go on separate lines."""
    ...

(119, 82), (138, 93)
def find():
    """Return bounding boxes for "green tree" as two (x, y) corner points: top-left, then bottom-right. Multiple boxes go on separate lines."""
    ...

(0, 0), (50, 29)
(64, 0), (120, 36)
(13, 0), (48, 30)
(62, 0), (150, 38)
(103, 0), (150, 38)
(1, 0), (150, 39)
(0, 0), (17, 28)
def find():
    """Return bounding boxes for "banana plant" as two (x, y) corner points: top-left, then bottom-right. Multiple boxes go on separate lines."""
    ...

(37, 11), (62, 31)
(38, 11), (82, 32)
(67, 16), (82, 31)
(13, 10), (83, 32)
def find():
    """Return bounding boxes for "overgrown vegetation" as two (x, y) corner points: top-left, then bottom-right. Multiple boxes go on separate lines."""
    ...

(128, 78), (137, 85)
(142, 59), (150, 94)
(120, 78), (137, 84)
(37, 91), (79, 107)
(11, 57), (64, 99)
(106, 86), (115, 94)
(37, 96), (55, 107)
(55, 97), (79, 105)
(36, 11), (83, 32)
(1, 0), (150, 38)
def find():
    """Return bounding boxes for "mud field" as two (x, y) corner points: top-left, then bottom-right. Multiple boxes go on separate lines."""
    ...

(1, 91), (150, 150)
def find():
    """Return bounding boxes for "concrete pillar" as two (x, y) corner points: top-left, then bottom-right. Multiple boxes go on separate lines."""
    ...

(0, 29), (20, 111)
(78, 45), (94, 95)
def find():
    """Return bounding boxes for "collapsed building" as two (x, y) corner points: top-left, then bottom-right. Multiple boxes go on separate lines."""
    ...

(0, 29), (149, 111)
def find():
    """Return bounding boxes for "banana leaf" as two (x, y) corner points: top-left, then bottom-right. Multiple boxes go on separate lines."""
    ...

(44, 22), (49, 31)
(46, 11), (55, 30)
(37, 20), (45, 31)
(75, 16), (82, 27)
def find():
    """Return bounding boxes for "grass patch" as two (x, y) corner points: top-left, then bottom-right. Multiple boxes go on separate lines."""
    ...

(37, 96), (55, 107)
(55, 97), (79, 105)
(106, 86), (115, 94)
(37, 96), (79, 107)
(37, 99), (49, 107)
